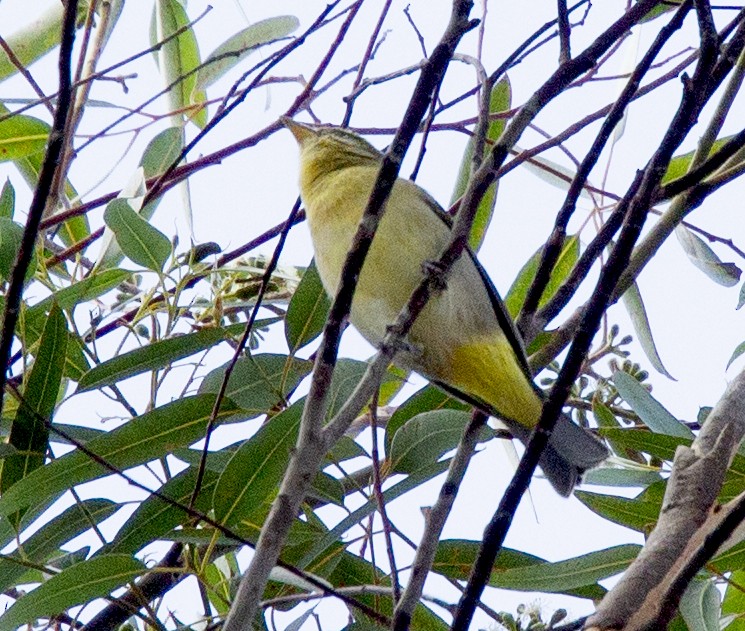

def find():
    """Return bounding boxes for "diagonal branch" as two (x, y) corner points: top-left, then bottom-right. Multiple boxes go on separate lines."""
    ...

(221, 3), (479, 630)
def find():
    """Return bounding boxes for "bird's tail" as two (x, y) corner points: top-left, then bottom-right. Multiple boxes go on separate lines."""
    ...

(508, 413), (608, 497)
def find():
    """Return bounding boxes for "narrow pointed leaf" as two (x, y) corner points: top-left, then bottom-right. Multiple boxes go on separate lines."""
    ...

(104, 198), (171, 271)
(199, 353), (311, 417)
(0, 4), (86, 81)
(106, 466), (218, 554)
(679, 579), (720, 631)
(0, 179), (14, 219)
(0, 114), (48, 162)
(449, 77), (511, 250)
(0, 104), (87, 245)
(2, 304), (67, 492)
(389, 409), (487, 474)
(153, 0), (206, 127)
(196, 16), (300, 89)
(285, 260), (330, 351)
(675, 224), (741, 287)
(621, 282), (674, 378)
(214, 401), (303, 525)
(0, 499), (117, 592)
(0, 555), (146, 631)
(0, 395), (239, 517)
(612, 371), (690, 437)
(488, 544), (641, 592)
(29, 269), (130, 316)
(77, 327), (232, 392)
(504, 234), (580, 318)
(0, 218), (35, 282)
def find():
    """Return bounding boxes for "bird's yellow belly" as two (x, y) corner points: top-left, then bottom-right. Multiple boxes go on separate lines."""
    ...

(304, 168), (542, 427)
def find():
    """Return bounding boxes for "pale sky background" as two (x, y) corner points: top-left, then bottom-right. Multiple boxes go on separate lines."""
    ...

(0, 1), (743, 629)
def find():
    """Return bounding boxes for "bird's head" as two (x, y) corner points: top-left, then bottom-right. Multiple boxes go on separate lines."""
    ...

(282, 118), (382, 185)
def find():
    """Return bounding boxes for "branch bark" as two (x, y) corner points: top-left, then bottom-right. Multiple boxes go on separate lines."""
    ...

(587, 367), (745, 630)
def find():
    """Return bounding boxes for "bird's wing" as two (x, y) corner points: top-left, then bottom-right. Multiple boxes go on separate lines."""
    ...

(417, 188), (534, 381)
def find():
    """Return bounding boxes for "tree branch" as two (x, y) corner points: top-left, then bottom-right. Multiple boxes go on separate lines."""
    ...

(586, 367), (745, 630)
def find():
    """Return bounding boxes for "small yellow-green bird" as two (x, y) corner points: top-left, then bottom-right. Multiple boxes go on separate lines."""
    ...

(283, 118), (608, 496)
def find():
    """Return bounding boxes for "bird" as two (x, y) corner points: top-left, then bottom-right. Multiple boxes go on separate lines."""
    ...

(282, 118), (608, 496)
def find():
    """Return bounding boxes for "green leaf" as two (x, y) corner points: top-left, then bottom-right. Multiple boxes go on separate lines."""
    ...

(385, 385), (468, 452)
(141, 126), (183, 181)
(104, 198), (171, 271)
(662, 134), (733, 186)
(389, 409), (483, 474)
(77, 327), (233, 392)
(0, 499), (117, 592)
(199, 353), (312, 417)
(504, 235), (580, 318)
(490, 545), (641, 593)
(675, 225), (741, 287)
(0, 218), (35, 282)
(679, 579), (721, 631)
(18, 304), (89, 381)
(29, 269), (131, 316)
(196, 16), (300, 89)
(621, 282), (674, 379)
(97, 128), (183, 270)
(449, 77), (511, 250)
(0, 4), (85, 82)
(214, 401), (303, 526)
(0, 554), (146, 631)
(432, 540), (605, 600)
(599, 427), (689, 461)
(0, 394), (239, 517)
(728, 340), (745, 369)
(0, 179), (14, 219)
(0, 114), (48, 162)
(722, 569), (745, 629)
(153, 0), (206, 127)
(0, 104), (87, 246)
(576, 483), (665, 533)
(106, 466), (218, 555)
(2, 304), (67, 493)
(613, 371), (691, 437)
(582, 467), (662, 488)
(285, 261), (330, 352)
(298, 461), (451, 570)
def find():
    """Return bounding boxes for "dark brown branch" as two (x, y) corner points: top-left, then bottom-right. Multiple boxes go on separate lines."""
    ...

(0, 0), (78, 415)
(451, 0), (703, 625)
(517, 0), (692, 340)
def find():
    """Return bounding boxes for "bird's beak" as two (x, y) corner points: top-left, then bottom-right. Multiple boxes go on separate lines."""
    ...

(281, 117), (317, 146)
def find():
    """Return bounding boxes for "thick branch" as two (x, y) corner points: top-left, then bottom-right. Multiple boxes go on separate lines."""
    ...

(586, 368), (745, 630)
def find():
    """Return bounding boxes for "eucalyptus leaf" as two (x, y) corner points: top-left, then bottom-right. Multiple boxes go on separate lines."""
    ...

(196, 16), (300, 90)
(621, 282), (674, 379)
(2, 304), (67, 494)
(103, 198), (172, 271)
(679, 579), (721, 631)
(77, 327), (234, 392)
(0, 178), (14, 219)
(676, 225), (741, 287)
(612, 371), (690, 437)
(504, 234), (579, 318)
(285, 260), (330, 352)
(0, 395), (239, 518)
(0, 555), (146, 631)
(0, 114), (48, 162)
(449, 77), (511, 250)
